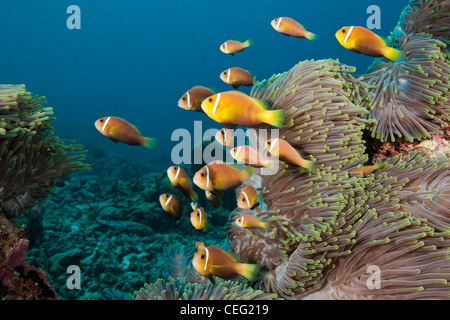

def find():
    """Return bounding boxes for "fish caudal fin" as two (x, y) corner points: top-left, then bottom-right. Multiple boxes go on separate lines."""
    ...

(240, 166), (256, 181)
(235, 263), (260, 282)
(305, 32), (318, 41)
(142, 137), (157, 149)
(383, 46), (402, 61)
(244, 39), (253, 47)
(190, 190), (199, 202)
(263, 109), (284, 128)
(260, 221), (270, 229)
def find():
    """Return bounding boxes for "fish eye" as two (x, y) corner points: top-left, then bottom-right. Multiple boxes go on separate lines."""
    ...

(182, 97), (186, 100)
(274, 18), (278, 21)
(201, 254), (205, 259)
(223, 71), (227, 74)
(201, 173), (205, 177)
(197, 212), (200, 216)
(100, 119), (104, 122)
(267, 141), (271, 145)
(209, 98), (213, 102)
(166, 194), (169, 198)
(242, 197), (246, 202)
(173, 166), (178, 170)
(342, 29), (346, 33)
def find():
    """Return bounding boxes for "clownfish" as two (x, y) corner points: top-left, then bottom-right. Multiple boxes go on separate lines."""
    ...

(230, 145), (272, 168)
(205, 190), (221, 210)
(193, 161), (255, 192)
(215, 128), (235, 149)
(350, 163), (387, 177)
(271, 17), (317, 40)
(201, 91), (284, 128)
(190, 207), (209, 232)
(94, 116), (156, 148)
(167, 166), (198, 202)
(237, 184), (260, 210)
(335, 26), (402, 61)
(220, 40), (252, 56)
(178, 86), (215, 112)
(266, 138), (315, 170)
(235, 214), (269, 229)
(192, 242), (259, 283)
(220, 67), (255, 89)
(159, 194), (184, 221)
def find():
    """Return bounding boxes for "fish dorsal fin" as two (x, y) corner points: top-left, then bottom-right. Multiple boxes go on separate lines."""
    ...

(251, 97), (270, 110)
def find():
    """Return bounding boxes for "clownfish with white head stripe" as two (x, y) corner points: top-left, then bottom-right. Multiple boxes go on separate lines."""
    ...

(235, 214), (269, 229)
(237, 184), (260, 210)
(192, 241), (259, 284)
(167, 166), (198, 202)
(193, 161), (255, 192)
(231, 145), (272, 168)
(215, 128), (234, 148)
(94, 116), (156, 148)
(190, 207), (209, 232)
(178, 86), (215, 112)
(220, 67), (255, 89)
(266, 138), (315, 171)
(335, 26), (402, 61)
(271, 17), (317, 40)
(159, 194), (184, 221)
(220, 40), (252, 56)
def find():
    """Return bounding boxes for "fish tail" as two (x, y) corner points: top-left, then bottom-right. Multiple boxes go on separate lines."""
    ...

(383, 46), (403, 61)
(142, 137), (157, 149)
(190, 190), (199, 202)
(260, 221), (270, 229)
(244, 39), (253, 47)
(235, 263), (260, 282)
(241, 166), (256, 181)
(297, 156), (316, 171)
(263, 109), (284, 128)
(305, 32), (318, 41)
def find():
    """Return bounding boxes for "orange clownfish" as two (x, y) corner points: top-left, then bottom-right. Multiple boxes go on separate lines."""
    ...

(201, 91), (284, 128)
(235, 214), (269, 229)
(190, 207), (209, 232)
(220, 40), (251, 56)
(178, 86), (215, 112)
(159, 194), (184, 221)
(231, 145), (272, 168)
(193, 161), (255, 192)
(206, 190), (221, 210)
(95, 116), (156, 148)
(350, 163), (387, 177)
(335, 26), (402, 61)
(220, 67), (255, 89)
(237, 184), (260, 210)
(271, 17), (317, 40)
(266, 138), (315, 170)
(167, 166), (198, 202)
(215, 128), (235, 149)
(192, 242), (259, 283)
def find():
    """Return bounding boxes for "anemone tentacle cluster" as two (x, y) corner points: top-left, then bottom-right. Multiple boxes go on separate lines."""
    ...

(0, 85), (89, 218)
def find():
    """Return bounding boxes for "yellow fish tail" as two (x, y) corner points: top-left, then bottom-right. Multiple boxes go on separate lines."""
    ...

(243, 39), (252, 48)
(235, 263), (260, 281)
(190, 190), (199, 202)
(260, 221), (270, 229)
(382, 46), (402, 61)
(263, 109), (284, 128)
(240, 166), (256, 181)
(143, 137), (157, 149)
(305, 32), (318, 41)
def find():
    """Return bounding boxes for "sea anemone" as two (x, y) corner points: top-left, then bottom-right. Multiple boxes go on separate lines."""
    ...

(223, 57), (450, 299)
(0, 85), (89, 218)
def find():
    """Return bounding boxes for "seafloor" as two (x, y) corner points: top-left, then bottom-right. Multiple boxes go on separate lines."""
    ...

(20, 151), (231, 300)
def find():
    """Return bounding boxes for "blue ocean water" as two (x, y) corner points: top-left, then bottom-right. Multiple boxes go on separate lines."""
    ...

(0, 0), (412, 300)
(0, 0), (408, 162)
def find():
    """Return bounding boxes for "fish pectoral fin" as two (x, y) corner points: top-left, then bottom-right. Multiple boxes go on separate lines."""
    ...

(210, 264), (226, 274)
(207, 275), (216, 285)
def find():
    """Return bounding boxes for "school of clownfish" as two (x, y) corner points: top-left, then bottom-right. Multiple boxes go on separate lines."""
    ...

(94, 17), (398, 283)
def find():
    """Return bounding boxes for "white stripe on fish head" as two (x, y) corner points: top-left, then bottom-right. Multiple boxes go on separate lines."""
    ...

(235, 146), (242, 160)
(276, 17), (283, 30)
(164, 194), (173, 207)
(226, 68), (231, 83)
(205, 165), (211, 189)
(204, 247), (210, 271)
(101, 117), (111, 132)
(268, 138), (279, 154)
(186, 91), (191, 108)
(197, 208), (202, 226)
(344, 26), (354, 44)
(174, 166), (181, 181)
(240, 215), (245, 227)
(242, 191), (251, 208)
(212, 93), (221, 116)
(224, 42), (228, 53)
